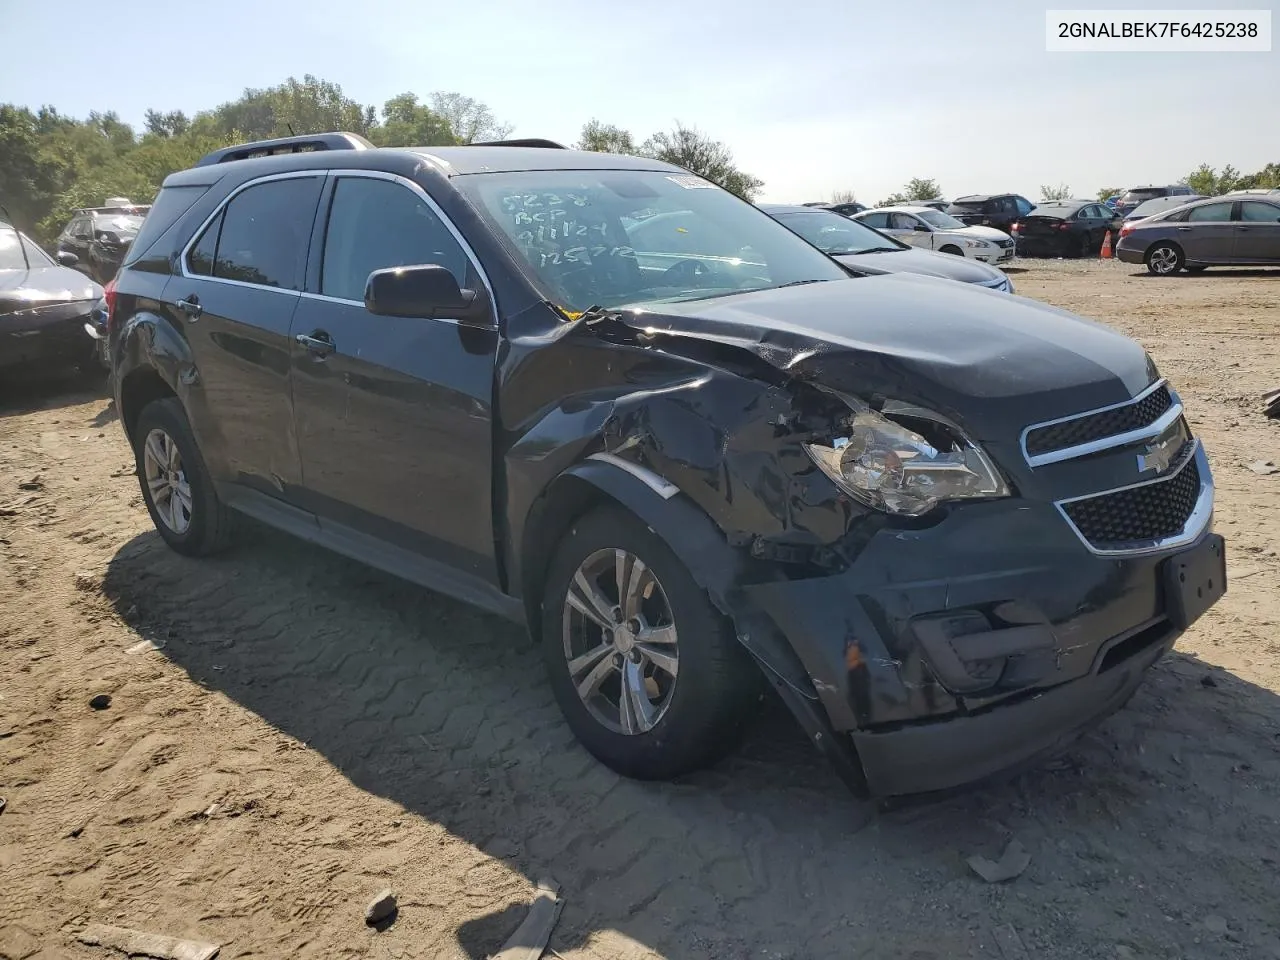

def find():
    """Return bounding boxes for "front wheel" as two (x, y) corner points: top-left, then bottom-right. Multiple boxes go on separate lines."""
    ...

(1145, 242), (1184, 275)
(541, 504), (760, 780)
(133, 397), (235, 556)
(939, 244), (963, 256)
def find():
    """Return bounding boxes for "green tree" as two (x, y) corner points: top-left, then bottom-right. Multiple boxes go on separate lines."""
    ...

(1249, 162), (1280, 189)
(427, 92), (512, 143)
(902, 177), (942, 201)
(1182, 163), (1245, 196)
(1096, 185), (1122, 202)
(144, 109), (191, 138)
(576, 119), (637, 155)
(641, 123), (763, 200)
(1040, 183), (1072, 201)
(369, 93), (456, 147)
(190, 75), (375, 141)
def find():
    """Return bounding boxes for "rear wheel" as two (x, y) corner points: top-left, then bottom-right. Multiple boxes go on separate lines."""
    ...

(1145, 242), (1184, 275)
(133, 397), (235, 556)
(1078, 232), (1094, 258)
(541, 504), (760, 780)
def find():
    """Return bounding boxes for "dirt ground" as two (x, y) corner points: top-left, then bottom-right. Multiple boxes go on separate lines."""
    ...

(2, 259), (1279, 960)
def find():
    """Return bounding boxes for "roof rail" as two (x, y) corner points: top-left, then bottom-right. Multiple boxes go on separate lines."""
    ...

(468, 138), (567, 149)
(196, 132), (375, 167)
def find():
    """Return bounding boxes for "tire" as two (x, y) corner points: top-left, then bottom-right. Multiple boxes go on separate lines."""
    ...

(540, 504), (761, 780)
(939, 245), (963, 256)
(1145, 242), (1184, 275)
(133, 397), (235, 556)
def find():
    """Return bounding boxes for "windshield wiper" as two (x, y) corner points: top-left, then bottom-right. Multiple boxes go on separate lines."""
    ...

(851, 247), (901, 255)
(775, 278), (832, 289)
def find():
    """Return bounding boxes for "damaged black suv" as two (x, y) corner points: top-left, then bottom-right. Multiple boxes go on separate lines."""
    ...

(106, 133), (1226, 798)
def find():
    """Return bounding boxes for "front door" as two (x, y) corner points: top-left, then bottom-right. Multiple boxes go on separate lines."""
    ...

(289, 172), (500, 583)
(887, 212), (931, 249)
(168, 173), (323, 497)
(1234, 200), (1280, 263)
(1179, 200), (1236, 262)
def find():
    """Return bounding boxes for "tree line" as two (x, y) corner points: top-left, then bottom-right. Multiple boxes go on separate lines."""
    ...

(0, 75), (764, 247)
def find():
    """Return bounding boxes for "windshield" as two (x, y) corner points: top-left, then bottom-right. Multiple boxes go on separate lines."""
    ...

(0, 227), (53, 270)
(918, 210), (967, 229)
(96, 215), (143, 236)
(774, 211), (904, 255)
(459, 170), (849, 311)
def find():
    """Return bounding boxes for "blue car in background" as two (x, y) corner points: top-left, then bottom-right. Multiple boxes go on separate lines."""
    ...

(1103, 195), (1120, 210)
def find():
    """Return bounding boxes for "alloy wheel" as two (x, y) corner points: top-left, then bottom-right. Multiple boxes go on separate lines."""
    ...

(142, 428), (192, 534)
(561, 547), (679, 735)
(1149, 246), (1179, 274)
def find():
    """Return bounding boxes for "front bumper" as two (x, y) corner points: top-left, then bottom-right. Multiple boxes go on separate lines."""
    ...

(0, 302), (99, 369)
(971, 245), (1015, 265)
(739, 492), (1221, 797)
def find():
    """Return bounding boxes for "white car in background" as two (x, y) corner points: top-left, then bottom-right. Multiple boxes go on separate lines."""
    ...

(855, 206), (1015, 265)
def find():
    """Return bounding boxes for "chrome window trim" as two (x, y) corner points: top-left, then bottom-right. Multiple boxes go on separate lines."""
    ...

(177, 169), (323, 294)
(1054, 439), (1213, 557)
(301, 168), (499, 330)
(176, 168), (497, 328)
(1020, 377), (1173, 468)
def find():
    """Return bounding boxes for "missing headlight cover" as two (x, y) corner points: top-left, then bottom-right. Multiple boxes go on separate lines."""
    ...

(803, 397), (1009, 516)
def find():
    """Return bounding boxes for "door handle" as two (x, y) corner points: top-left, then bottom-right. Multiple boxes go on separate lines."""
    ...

(1177, 226), (1192, 232)
(295, 331), (336, 358)
(175, 295), (202, 320)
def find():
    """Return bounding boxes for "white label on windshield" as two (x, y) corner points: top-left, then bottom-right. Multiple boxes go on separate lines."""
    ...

(666, 175), (716, 189)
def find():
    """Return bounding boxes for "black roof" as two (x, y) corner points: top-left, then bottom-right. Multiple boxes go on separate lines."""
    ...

(166, 142), (680, 188)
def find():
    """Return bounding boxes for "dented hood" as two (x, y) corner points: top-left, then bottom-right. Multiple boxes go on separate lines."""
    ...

(620, 272), (1154, 441)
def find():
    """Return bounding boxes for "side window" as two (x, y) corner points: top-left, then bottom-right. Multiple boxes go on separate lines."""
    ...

(1187, 202), (1233, 223)
(186, 210), (223, 277)
(860, 212), (890, 229)
(889, 212), (920, 230)
(73, 218), (91, 239)
(213, 177), (323, 289)
(1239, 201), (1280, 223)
(321, 177), (469, 303)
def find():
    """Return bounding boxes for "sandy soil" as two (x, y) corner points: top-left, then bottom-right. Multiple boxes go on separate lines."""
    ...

(2, 260), (1279, 960)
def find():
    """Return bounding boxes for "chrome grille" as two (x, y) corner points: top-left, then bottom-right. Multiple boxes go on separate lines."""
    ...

(1026, 384), (1172, 457)
(1059, 442), (1201, 550)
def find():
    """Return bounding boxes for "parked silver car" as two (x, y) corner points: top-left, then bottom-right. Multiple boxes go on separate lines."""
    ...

(1115, 195), (1280, 274)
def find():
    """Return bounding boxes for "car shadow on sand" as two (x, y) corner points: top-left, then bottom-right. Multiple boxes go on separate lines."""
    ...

(101, 526), (1280, 960)
(0, 367), (112, 419)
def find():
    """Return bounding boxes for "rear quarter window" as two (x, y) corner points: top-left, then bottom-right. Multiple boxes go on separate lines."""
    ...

(122, 185), (210, 266)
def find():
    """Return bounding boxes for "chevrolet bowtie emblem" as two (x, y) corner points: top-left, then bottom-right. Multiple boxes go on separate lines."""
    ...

(1137, 433), (1180, 474)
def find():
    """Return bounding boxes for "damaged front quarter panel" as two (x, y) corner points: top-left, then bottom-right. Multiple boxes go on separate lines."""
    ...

(500, 300), (959, 794)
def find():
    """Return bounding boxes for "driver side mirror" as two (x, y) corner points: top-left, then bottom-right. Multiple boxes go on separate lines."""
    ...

(364, 264), (489, 324)
(913, 223), (931, 232)
(56, 250), (79, 267)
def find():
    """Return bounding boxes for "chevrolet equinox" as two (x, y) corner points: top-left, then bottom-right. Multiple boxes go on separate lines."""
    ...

(106, 133), (1226, 797)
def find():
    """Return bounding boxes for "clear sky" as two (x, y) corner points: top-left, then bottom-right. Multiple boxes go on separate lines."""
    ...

(1, 0), (1275, 204)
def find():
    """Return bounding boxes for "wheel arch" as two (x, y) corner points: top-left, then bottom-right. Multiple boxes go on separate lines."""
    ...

(115, 311), (193, 444)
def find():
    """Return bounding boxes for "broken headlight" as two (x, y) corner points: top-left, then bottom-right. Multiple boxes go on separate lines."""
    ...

(803, 399), (1009, 516)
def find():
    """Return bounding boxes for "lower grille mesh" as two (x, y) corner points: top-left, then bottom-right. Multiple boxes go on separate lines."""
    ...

(1062, 446), (1201, 548)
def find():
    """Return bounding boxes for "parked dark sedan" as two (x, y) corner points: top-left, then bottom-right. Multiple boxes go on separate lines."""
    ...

(1012, 201), (1123, 258)
(1116, 196), (1280, 274)
(761, 205), (1013, 291)
(56, 203), (149, 284)
(1, 220), (105, 373)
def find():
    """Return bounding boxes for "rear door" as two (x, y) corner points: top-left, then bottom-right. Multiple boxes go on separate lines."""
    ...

(1179, 201), (1236, 262)
(1234, 201), (1280, 263)
(170, 172), (323, 498)
(289, 171), (501, 583)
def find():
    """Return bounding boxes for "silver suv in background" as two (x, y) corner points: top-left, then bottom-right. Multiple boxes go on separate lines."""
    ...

(1113, 185), (1196, 219)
